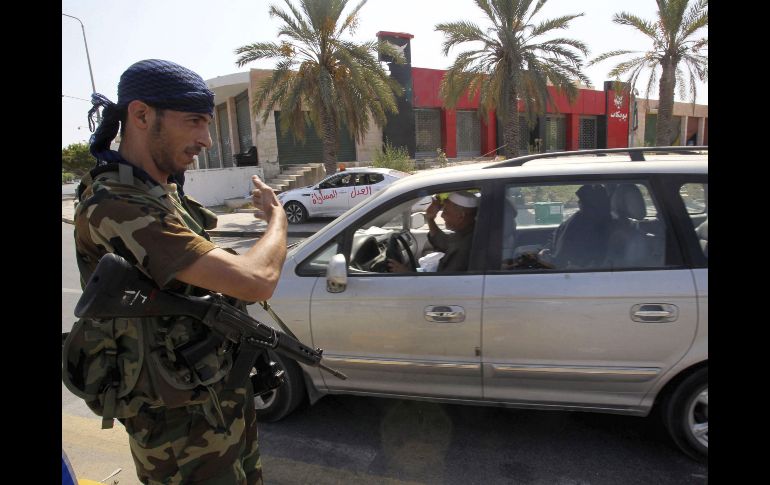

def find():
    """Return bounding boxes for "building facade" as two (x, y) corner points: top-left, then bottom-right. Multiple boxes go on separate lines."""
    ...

(198, 32), (708, 177)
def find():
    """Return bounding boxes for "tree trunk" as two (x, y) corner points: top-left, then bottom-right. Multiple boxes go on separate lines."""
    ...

(655, 57), (678, 146)
(503, 82), (520, 159)
(320, 106), (338, 176)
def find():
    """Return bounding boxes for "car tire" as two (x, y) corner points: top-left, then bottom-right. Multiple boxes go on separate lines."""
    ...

(284, 201), (308, 224)
(251, 350), (306, 422)
(661, 367), (708, 462)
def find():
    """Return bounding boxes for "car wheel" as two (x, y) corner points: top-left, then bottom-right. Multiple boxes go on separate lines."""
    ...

(251, 351), (305, 422)
(661, 367), (708, 462)
(284, 201), (308, 224)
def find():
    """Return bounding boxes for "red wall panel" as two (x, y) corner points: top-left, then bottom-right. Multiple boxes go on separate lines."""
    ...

(480, 110), (497, 155)
(412, 67), (479, 108)
(442, 109), (457, 157)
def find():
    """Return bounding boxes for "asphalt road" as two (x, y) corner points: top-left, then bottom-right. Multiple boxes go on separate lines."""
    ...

(61, 223), (708, 484)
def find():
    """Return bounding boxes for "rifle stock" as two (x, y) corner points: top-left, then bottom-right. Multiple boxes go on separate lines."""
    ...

(75, 253), (347, 380)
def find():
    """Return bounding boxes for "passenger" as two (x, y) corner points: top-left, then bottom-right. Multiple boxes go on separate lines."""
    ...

(538, 184), (611, 269)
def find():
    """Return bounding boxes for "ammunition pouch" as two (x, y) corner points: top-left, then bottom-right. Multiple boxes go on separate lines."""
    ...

(62, 314), (238, 428)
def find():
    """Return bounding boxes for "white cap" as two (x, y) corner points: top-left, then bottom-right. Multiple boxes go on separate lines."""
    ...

(448, 191), (479, 208)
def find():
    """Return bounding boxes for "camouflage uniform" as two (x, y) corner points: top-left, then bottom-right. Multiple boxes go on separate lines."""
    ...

(64, 163), (263, 484)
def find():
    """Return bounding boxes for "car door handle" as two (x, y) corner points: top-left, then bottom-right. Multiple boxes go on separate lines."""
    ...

(631, 304), (679, 323)
(425, 305), (465, 323)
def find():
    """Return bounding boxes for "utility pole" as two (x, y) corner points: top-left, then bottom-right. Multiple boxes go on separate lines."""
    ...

(62, 13), (101, 124)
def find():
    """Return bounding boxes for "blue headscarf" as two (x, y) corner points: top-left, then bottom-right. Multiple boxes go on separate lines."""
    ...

(88, 59), (214, 164)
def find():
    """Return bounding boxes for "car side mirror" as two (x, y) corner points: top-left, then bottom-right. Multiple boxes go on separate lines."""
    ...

(410, 212), (426, 229)
(326, 253), (348, 293)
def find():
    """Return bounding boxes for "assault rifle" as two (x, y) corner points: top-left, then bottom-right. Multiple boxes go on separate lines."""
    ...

(74, 253), (347, 383)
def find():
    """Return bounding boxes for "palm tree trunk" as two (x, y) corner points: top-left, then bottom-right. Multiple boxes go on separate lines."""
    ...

(655, 57), (678, 146)
(503, 83), (520, 159)
(320, 106), (338, 175)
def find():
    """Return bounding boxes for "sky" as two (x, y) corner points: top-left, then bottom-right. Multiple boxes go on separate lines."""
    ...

(62, 0), (708, 148)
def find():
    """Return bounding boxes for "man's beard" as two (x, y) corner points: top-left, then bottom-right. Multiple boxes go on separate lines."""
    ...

(148, 118), (196, 178)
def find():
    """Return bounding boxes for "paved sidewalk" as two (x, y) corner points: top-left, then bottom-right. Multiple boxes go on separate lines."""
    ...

(62, 197), (329, 237)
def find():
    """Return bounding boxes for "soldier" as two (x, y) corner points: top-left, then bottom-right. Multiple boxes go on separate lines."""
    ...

(65, 59), (287, 484)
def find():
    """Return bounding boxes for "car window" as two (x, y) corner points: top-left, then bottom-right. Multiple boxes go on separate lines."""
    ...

(678, 182), (708, 260)
(500, 180), (669, 271)
(344, 189), (480, 274)
(679, 183), (708, 215)
(297, 241), (340, 274)
(369, 173), (384, 184)
(319, 173), (353, 189)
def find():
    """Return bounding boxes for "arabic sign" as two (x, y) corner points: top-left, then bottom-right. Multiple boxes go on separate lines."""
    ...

(606, 89), (630, 148)
(311, 189), (338, 206)
(310, 186), (373, 205)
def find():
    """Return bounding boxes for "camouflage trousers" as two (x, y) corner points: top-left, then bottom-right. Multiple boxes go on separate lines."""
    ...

(122, 380), (263, 485)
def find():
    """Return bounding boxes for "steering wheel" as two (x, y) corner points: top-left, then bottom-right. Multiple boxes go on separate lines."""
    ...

(386, 233), (417, 272)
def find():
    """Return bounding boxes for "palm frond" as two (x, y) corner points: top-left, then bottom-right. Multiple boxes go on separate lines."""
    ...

(613, 12), (659, 40)
(435, 21), (490, 56)
(606, 55), (650, 78)
(235, 42), (295, 67)
(529, 14), (585, 39)
(473, 0), (497, 25)
(533, 37), (589, 57)
(588, 49), (637, 66)
(338, 0), (367, 35)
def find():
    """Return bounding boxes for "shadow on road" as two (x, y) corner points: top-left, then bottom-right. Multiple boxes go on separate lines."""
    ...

(258, 394), (707, 485)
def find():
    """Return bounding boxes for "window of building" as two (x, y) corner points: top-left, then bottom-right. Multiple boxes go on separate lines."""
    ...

(415, 109), (442, 158)
(217, 104), (234, 167)
(456, 110), (481, 157)
(579, 116), (597, 149)
(205, 121), (221, 169)
(544, 115), (566, 152)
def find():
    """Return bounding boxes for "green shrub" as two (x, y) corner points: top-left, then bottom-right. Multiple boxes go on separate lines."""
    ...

(435, 148), (449, 168)
(62, 172), (77, 184)
(373, 141), (415, 173)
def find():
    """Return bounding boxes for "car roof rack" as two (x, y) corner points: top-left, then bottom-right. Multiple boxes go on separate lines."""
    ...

(484, 146), (708, 169)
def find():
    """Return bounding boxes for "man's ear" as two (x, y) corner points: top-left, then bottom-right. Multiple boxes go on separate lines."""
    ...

(126, 100), (151, 130)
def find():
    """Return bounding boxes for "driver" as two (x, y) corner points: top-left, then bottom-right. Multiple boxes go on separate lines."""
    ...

(388, 191), (478, 272)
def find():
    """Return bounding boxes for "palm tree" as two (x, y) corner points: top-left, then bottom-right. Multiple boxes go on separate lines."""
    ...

(589, 0), (708, 146)
(436, 0), (591, 159)
(235, 0), (403, 175)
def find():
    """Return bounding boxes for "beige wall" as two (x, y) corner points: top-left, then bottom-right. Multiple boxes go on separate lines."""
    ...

(184, 166), (265, 206)
(249, 69), (281, 179)
(632, 98), (708, 147)
(355, 120), (383, 163)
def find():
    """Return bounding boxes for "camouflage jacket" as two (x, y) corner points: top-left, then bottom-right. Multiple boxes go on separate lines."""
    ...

(63, 162), (238, 429)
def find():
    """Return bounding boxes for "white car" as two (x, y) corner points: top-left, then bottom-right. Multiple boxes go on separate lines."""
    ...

(277, 167), (409, 223)
(251, 147), (708, 462)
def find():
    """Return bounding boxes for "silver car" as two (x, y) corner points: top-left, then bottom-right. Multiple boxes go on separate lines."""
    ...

(249, 147), (708, 462)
